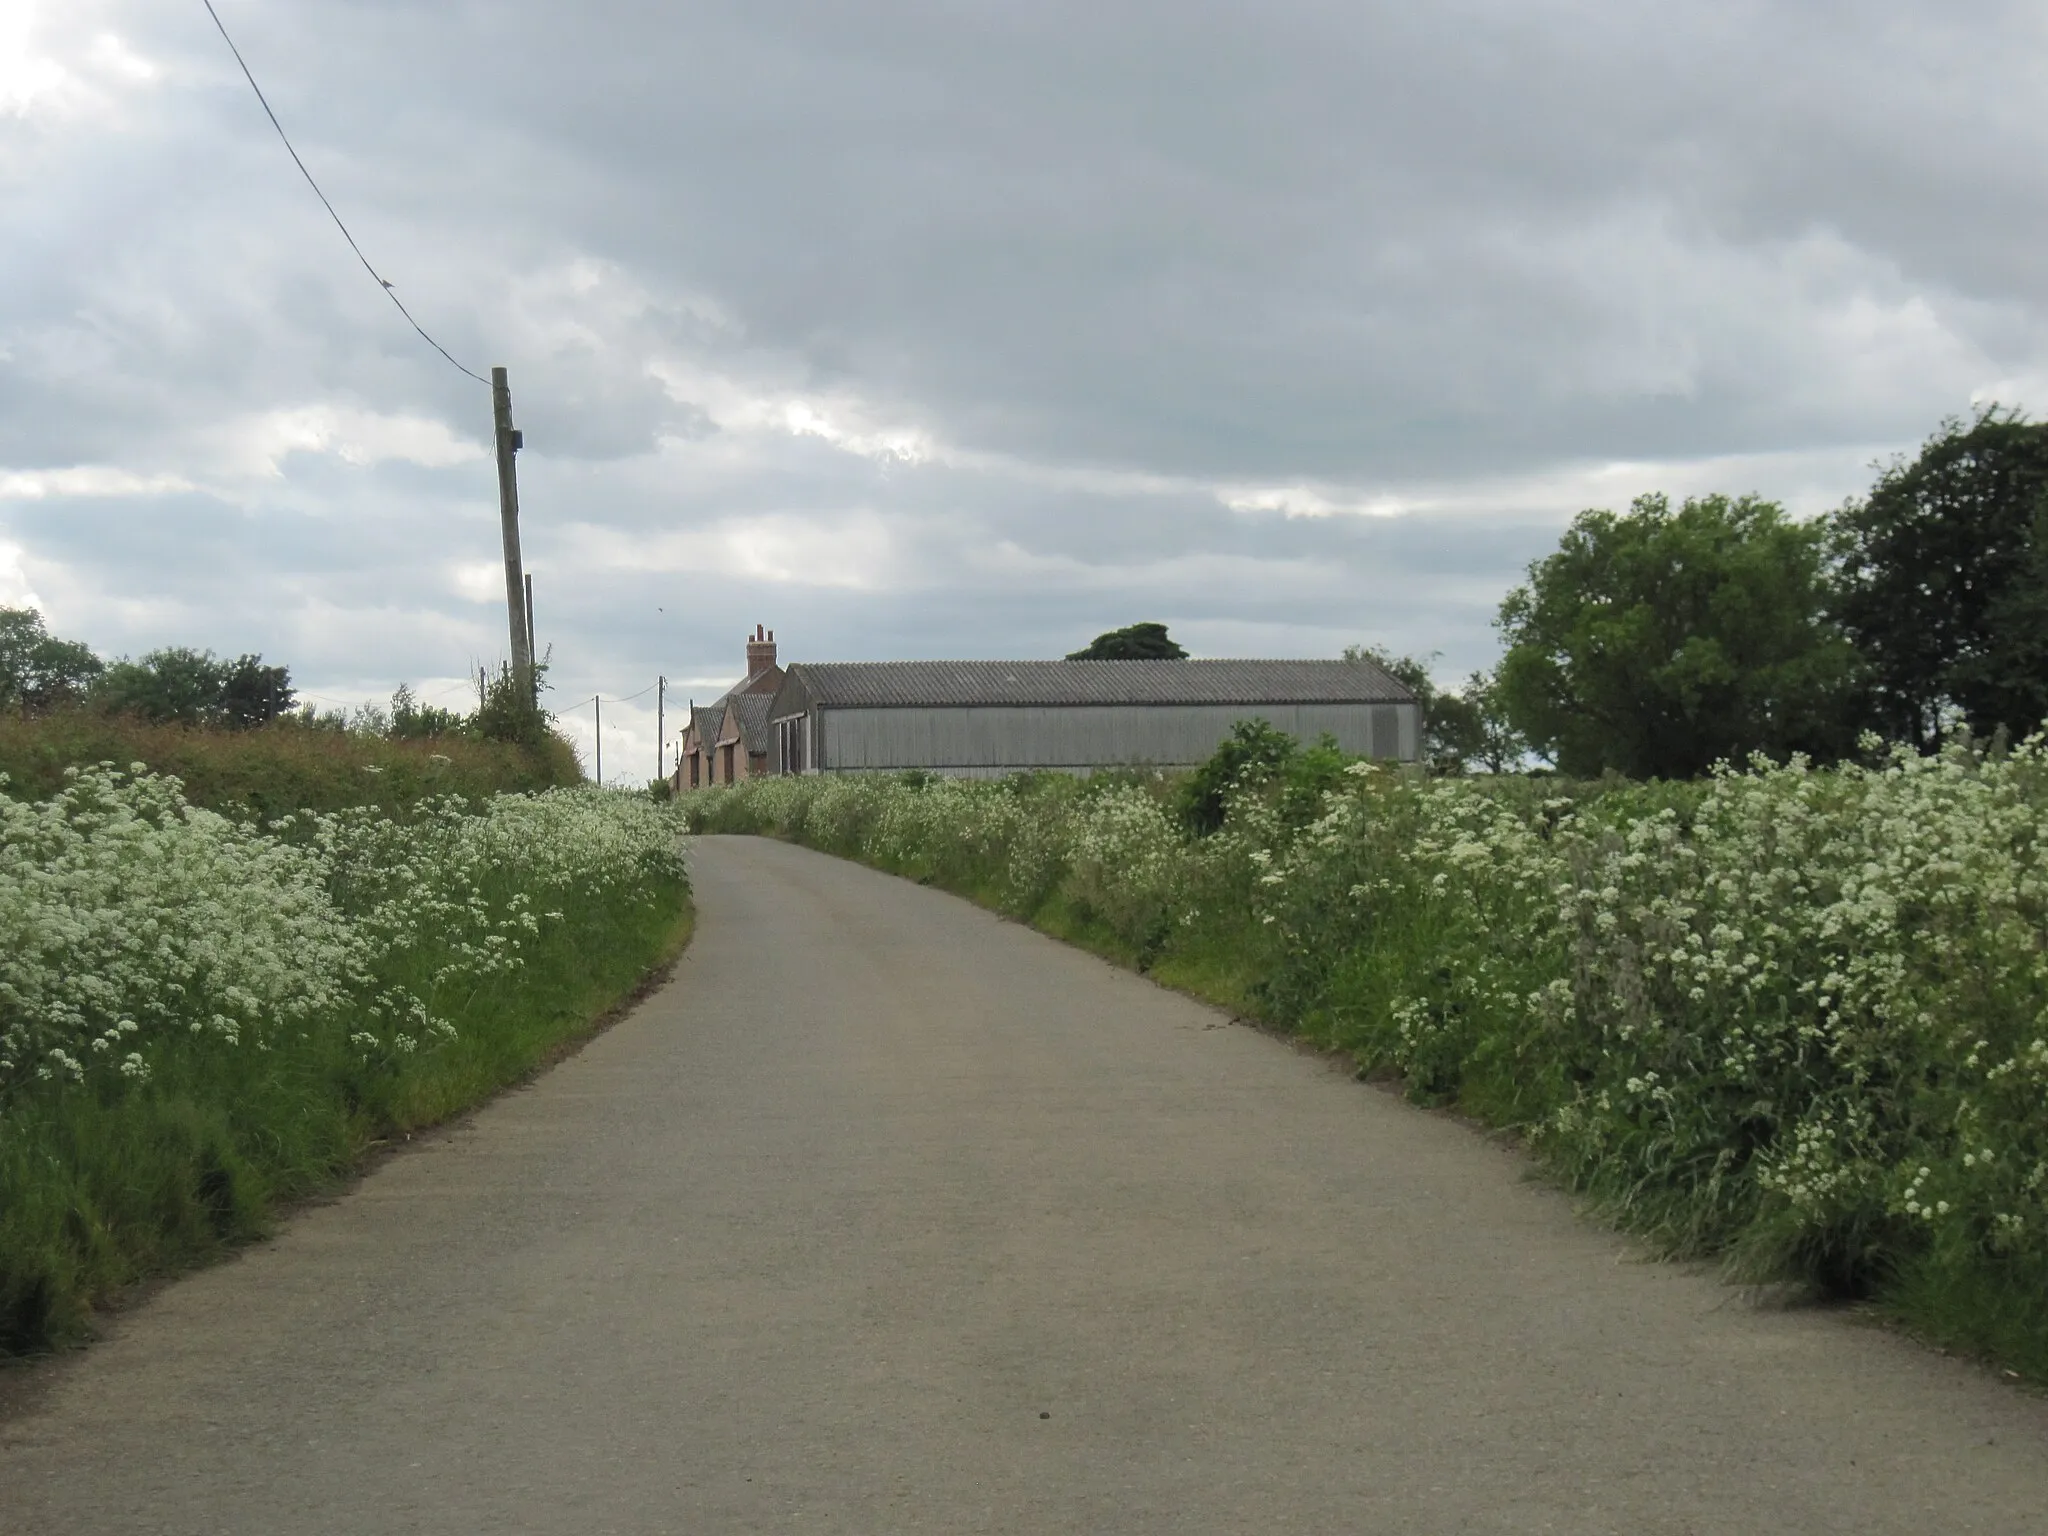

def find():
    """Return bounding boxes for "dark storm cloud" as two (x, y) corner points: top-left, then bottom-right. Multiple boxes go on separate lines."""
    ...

(4, 0), (2046, 775)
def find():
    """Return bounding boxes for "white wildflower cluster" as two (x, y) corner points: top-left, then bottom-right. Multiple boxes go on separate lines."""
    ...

(1059, 786), (1185, 949)
(0, 767), (687, 1098)
(0, 766), (355, 1092)
(1551, 747), (2048, 1259)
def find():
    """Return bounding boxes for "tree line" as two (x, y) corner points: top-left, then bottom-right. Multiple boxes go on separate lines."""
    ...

(0, 614), (550, 746)
(0, 614), (295, 730)
(1370, 407), (2048, 777)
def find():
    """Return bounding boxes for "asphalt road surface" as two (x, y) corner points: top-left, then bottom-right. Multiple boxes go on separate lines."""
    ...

(4, 835), (2047, 1534)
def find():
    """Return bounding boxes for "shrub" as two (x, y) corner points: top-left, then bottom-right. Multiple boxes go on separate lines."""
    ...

(1177, 718), (1298, 834)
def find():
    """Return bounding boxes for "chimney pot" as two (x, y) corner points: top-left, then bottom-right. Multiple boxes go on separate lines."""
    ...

(744, 623), (779, 681)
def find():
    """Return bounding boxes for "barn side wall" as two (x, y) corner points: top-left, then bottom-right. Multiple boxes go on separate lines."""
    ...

(814, 702), (1420, 773)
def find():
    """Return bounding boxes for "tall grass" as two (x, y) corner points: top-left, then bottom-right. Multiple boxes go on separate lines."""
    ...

(685, 749), (2048, 1383)
(0, 769), (688, 1354)
(0, 708), (580, 817)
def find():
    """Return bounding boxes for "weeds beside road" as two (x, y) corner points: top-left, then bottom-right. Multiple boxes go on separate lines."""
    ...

(685, 743), (2048, 1384)
(0, 768), (689, 1355)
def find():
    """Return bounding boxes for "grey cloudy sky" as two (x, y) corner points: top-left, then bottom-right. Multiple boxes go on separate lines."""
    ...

(4, 1), (2045, 777)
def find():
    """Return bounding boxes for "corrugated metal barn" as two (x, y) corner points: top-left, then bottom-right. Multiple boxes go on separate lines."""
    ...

(765, 658), (1419, 776)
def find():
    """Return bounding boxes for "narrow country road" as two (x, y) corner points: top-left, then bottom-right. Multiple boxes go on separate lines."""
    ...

(5, 836), (2046, 1533)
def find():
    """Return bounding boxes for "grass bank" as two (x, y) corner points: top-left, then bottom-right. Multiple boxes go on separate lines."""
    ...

(1, 772), (688, 1356)
(684, 752), (2048, 1384)
(0, 709), (580, 817)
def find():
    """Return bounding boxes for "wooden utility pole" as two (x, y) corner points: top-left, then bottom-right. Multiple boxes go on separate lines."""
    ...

(657, 676), (666, 784)
(492, 367), (532, 691)
(524, 573), (536, 696)
(593, 694), (602, 785)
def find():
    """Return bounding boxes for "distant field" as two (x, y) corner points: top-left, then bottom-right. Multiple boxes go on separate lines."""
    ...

(0, 709), (580, 815)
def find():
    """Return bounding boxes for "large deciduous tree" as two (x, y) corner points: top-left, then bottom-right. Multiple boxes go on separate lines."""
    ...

(217, 654), (296, 728)
(0, 606), (103, 713)
(1066, 622), (1188, 660)
(1494, 493), (1860, 779)
(1834, 408), (2048, 749)
(92, 647), (296, 729)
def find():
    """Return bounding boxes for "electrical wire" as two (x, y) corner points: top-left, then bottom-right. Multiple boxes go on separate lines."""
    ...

(296, 679), (486, 707)
(200, 0), (489, 387)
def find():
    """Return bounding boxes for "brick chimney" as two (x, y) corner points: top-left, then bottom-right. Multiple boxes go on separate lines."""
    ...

(745, 624), (777, 679)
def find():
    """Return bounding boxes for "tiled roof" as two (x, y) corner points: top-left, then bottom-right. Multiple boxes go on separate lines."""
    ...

(687, 668), (779, 737)
(786, 658), (1414, 708)
(724, 692), (773, 748)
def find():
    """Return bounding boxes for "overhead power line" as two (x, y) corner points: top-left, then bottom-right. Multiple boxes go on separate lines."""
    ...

(200, 0), (488, 387)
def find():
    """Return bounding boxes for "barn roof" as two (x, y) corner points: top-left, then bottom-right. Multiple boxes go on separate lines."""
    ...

(783, 658), (1414, 709)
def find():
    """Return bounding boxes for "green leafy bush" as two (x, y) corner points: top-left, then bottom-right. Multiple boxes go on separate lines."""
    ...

(1177, 718), (1298, 834)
